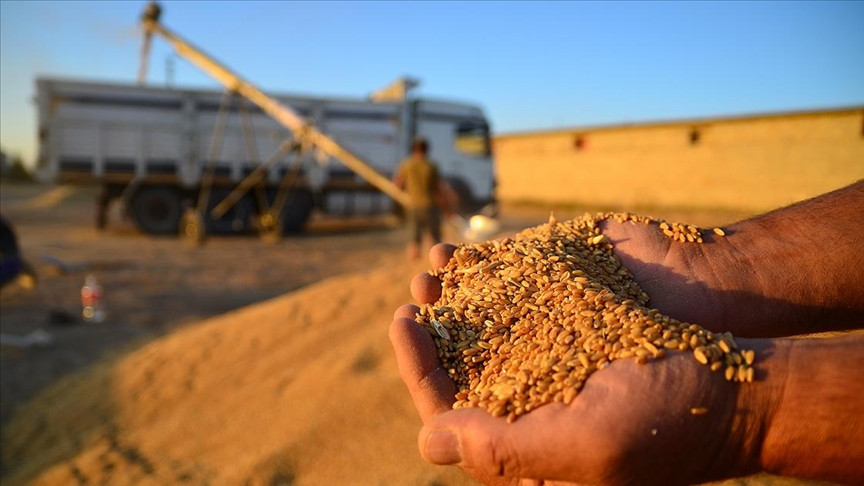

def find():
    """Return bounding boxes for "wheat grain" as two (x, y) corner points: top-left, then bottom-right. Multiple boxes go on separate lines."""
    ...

(414, 212), (754, 421)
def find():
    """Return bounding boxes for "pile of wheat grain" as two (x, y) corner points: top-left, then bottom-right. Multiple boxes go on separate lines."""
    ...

(415, 212), (753, 422)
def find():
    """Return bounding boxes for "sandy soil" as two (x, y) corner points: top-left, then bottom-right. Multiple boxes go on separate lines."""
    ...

(2, 260), (473, 485)
(0, 183), (416, 426)
(0, 183), (830, 485)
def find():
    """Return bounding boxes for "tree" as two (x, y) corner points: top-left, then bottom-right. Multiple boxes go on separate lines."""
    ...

(0, 148), (33, 182)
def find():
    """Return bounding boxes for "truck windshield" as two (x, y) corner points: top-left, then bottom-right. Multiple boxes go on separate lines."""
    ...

(454, 121), (491, 158)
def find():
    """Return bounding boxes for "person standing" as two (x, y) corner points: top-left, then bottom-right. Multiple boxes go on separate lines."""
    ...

(393, 138), (447, 260)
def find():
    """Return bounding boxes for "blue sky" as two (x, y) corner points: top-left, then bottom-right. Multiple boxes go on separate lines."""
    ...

(2, 1), (863, 166)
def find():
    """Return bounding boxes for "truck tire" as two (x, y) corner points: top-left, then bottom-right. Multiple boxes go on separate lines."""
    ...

(279, 190), (314, 234)
(129, 186), (182, 235)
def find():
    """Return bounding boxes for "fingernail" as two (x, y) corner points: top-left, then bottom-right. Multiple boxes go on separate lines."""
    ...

(424, 429), (462, 465)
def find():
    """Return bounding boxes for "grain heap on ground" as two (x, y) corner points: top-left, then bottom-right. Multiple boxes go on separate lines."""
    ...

(1, 265), (478, 486)
(414, 212), (754, 422)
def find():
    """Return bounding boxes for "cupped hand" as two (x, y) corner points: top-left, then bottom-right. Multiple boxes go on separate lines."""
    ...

(409, 229), (731, 331)
(390, 304), (753, 486)
(392, 244), (757, 486)
(597, 219), (735, 333)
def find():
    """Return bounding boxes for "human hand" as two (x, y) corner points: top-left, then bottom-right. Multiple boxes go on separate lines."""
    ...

(596, 219), (737, 334)
(420, 180), (864, 339)
(599, 181), (864, 338)
(408, 232), (736, 336)
(393, 244), (766, 486)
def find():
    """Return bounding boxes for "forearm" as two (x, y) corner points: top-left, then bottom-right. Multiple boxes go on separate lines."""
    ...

(709, 181), (864, 336)
(749, 333), (864, 484)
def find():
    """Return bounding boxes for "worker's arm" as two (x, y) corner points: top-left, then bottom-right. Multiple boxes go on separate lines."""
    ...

(600, 180), (864, 337)
(402, 241), (864, 485)
(393, 162), (406, 189)
(754, 333), (864, 483)
(434, 167), (458, 216)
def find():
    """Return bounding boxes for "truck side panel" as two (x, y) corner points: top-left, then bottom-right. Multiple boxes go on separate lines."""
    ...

(48, 92), (185, 185)
(38, 78), (495, 221)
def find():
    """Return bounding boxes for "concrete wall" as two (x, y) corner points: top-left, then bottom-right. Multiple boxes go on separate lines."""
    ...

(493, 108), (864, 213)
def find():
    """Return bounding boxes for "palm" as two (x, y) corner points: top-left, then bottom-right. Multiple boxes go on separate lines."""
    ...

(597, 219), (727, 329)
(413, 223), (729, 332)
(392, 303), (741, 485)
(395, 242), (746, 485)
(500, 352), (739, 485)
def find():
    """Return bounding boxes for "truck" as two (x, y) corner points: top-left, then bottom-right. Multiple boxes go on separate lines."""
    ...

(35, 76), (496, 236)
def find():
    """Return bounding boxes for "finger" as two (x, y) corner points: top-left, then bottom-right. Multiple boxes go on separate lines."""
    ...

(411, 272), (442, 304)
(418, 404), (593, 483)
(389, 316), (457, 422)
(429, 243), (457, 269)
(394, 303), (419, 320)
(419, 408), (532, 477)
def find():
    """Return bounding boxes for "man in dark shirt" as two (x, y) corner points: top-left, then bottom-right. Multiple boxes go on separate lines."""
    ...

(393, 138), (445, 260)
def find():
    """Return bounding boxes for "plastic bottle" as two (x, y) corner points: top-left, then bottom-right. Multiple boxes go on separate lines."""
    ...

(81, 274), (105, 323)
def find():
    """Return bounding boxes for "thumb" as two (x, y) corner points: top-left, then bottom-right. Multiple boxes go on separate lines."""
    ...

(418, 408), (533, 480)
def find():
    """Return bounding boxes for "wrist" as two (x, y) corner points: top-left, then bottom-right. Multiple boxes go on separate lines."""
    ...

(711, 216), (864, 337)
(599, 218), (763, 334)
(674, 225), (778, 336)
(758, 333), (864, 483)
(723, 337), (790, 477)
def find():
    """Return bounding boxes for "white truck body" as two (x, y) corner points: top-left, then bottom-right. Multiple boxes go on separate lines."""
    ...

(35, 77), (495, 232)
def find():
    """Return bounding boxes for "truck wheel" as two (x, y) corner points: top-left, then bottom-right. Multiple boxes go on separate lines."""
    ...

(129, 186), (182, 235)
(279, 190), (314, 234)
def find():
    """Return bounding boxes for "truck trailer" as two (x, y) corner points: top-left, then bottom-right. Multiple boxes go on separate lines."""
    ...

(35, 77), (496, 235)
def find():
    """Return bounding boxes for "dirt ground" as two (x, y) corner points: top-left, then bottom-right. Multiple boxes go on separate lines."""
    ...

(1, 183), (825, 485)
(1, 183), (412, 426)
